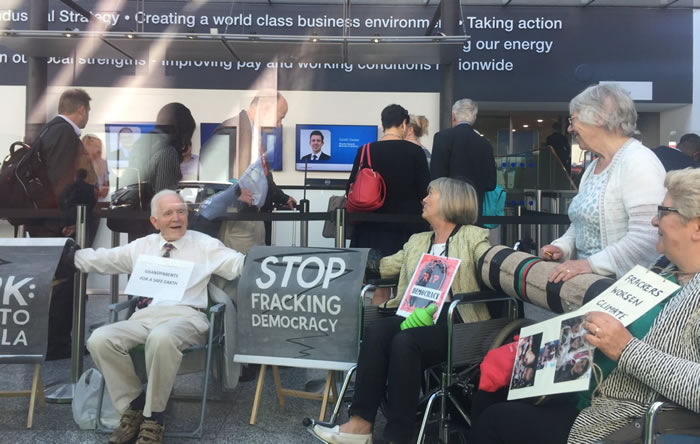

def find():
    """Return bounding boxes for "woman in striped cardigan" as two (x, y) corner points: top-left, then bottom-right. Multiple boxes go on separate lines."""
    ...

(568, 167), (700, 443)
(470, 168), (700, 444)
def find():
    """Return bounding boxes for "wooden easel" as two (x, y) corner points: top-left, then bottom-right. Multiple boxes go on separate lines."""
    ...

(249, 364), (338, 425)
(0, 363), (45, 428)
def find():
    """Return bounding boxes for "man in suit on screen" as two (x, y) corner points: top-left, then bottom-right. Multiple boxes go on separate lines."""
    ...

(301, 130), (330, 161)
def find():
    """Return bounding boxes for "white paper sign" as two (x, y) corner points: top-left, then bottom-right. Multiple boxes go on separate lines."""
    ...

(124, 255), (195, 302)
(508, 265), (680, 400)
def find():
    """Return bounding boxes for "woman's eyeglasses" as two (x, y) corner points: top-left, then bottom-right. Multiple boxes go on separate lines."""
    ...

(657, 205), (680, 220)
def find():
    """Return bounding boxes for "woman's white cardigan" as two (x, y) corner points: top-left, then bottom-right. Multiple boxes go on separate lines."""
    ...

(551, 139), (666, 278)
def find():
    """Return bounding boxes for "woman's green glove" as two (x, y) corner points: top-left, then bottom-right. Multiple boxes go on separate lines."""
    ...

(400, 304), (437, 330)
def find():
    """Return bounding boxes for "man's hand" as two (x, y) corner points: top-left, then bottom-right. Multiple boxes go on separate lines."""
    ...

(285, 196), (298, 210)
(401, 304), (437, 330)
(238, 187), (253, 206)
(62, 225), (76, 237)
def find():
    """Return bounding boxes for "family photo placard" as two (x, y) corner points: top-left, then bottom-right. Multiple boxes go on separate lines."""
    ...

(508, 265), (680, 400)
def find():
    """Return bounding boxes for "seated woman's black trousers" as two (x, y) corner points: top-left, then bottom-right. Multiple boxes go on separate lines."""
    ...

(349, 313), (448, 444)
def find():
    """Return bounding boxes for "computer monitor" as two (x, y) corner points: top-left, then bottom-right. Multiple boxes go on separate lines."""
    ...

(200, 123), (282, 182)
(199, 123), (237, 182)
(295, 124), (378, 172)
(261, 126), (283, 171)
(104, 122), (155, 188)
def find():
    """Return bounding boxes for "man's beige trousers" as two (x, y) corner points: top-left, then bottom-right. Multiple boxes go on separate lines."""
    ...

(87, 305), (209, 416)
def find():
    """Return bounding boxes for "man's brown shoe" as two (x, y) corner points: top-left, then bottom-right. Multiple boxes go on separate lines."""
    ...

(108, 408), (144, 444)
(135, 419), (165, 444)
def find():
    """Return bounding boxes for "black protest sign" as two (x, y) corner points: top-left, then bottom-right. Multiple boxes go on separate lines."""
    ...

(235, 246), (368, 370)
(0, 239), (68, 363)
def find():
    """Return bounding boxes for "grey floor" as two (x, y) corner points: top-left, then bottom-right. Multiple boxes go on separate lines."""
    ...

(0, 287), (552, 444)
(0, 293), (364, 444)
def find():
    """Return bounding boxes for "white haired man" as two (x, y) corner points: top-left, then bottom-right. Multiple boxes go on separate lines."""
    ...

(430, 98), (497, 218)
(74, 190), (245, 444)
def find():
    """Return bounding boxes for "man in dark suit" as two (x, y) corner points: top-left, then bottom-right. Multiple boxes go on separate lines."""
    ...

(430, 98), (496, 216)
(301, 130), (330, 161)
(25, 88), (94, 360)
(678, 132), (700, 163)
(652, 133), (700, 171)
(652, 145), (700, 171)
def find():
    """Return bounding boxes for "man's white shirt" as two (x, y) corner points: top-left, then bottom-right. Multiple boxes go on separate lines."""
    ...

(75, 230), (245, 309)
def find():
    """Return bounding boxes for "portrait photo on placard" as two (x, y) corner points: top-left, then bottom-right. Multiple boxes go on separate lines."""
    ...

(554, 314), (594, 383)
(537, 339), (559, 370)
(510, 333), (543, 389)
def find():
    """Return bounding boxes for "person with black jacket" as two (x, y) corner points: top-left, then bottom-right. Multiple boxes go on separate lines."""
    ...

(430, 98), (497, 217)
(125, 102), (195, 241)
(347, 104), (430, 305)
(58, 168), (97, 236)
(25, 88), (95, 360)
(546, 121), (572, 174)
(653, 133), (700, 171)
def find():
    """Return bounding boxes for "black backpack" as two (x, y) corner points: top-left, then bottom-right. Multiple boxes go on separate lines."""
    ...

(0, 124), (57, 224)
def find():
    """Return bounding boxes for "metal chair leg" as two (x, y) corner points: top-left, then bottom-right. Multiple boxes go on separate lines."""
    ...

(416, 390), (443, 444)
(303, 365), (358, 429)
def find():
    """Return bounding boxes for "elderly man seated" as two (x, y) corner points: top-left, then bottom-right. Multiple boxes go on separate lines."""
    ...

(74, 189), (245, 444)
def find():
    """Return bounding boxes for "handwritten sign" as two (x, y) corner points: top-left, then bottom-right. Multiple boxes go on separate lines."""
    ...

(508, 265), (680, 400)
(124, 255), (194, 302)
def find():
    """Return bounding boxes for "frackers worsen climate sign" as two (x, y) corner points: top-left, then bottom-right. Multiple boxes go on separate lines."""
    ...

(234, 246), (368, 371)
(0, 2), (692, 103)
(0, 238), (68, 363)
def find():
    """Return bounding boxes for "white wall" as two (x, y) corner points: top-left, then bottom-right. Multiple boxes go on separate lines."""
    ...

(0, 85), (440, 186)
(0, 85), (26, 155)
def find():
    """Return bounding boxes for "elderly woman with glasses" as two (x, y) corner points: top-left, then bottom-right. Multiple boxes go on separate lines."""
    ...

(470, 167), (700, 444)
(540, 84), (666, 283)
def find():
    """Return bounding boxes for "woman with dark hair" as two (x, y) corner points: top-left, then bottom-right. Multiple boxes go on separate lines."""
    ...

(553, 356), (590, 383)
(136, 102), (196, 192)
(347, 104), (431, 304)
(126, 102), (196, 239)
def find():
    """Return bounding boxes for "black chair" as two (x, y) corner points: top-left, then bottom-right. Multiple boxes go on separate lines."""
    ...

(415, 291), (532, 444)
(305, 284), (531, 444)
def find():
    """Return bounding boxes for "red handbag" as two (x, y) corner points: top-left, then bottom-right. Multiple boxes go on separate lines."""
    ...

(479, 335), (520, 392)
(347, 143), (386, 212)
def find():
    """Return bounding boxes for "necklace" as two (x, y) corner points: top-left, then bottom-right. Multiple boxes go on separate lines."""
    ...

(381, 132), (402, 140)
